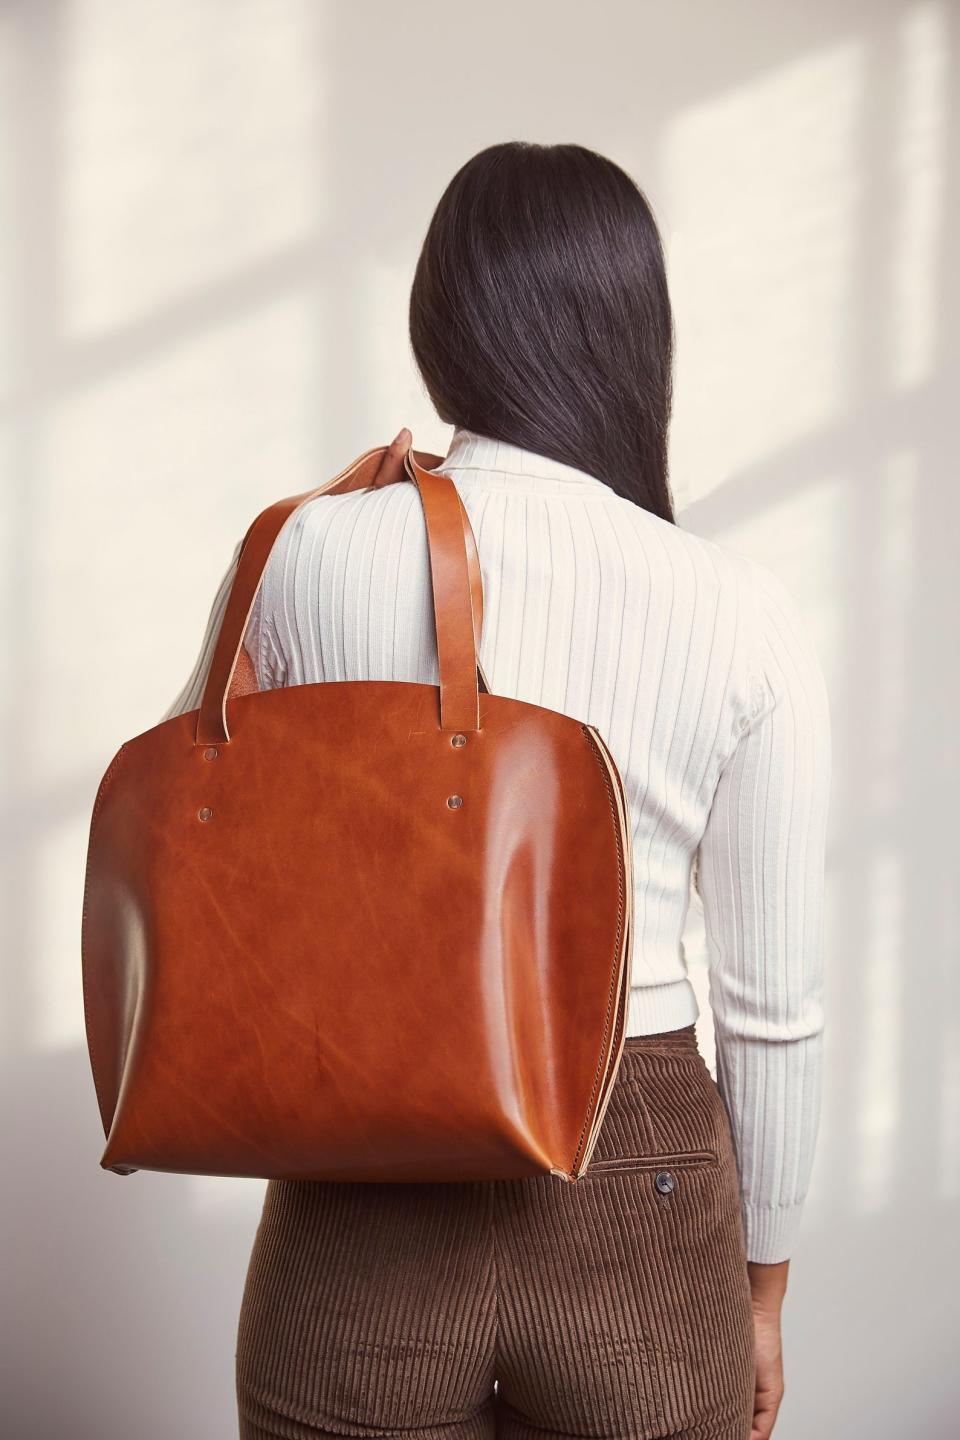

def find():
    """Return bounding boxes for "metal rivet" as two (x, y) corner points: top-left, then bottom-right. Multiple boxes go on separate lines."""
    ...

(198, 807), (214, 822)
(451, 733), (467, 748)
(446, 794), (463, 809)
(203, 746), (219, 761)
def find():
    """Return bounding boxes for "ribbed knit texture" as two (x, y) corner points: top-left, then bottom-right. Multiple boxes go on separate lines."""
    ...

(236, 1026), (756, 1439)
(163, 427), (832, 1263)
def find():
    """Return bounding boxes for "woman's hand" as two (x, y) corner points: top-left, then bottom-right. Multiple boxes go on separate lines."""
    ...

(371, 428), (413, 488)
(747, 1259), (788, 1439)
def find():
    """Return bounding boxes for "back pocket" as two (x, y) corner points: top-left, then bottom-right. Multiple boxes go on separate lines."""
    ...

(582, 1148), (719, 1179)
(587, 1052), (729, 1170)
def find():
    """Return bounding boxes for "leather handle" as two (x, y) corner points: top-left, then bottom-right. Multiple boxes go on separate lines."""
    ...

(403, 448), (483, 733)
(198, 440), (487, 745)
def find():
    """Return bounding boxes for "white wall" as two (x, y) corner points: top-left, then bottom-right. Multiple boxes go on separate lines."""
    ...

(2, 1), (957, 1435)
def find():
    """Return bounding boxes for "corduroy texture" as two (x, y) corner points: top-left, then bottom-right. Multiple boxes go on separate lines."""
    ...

(236, 1025), (756, 1440)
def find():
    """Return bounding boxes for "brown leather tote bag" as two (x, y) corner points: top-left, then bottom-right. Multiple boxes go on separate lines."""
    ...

(81, 442), (634, 1184)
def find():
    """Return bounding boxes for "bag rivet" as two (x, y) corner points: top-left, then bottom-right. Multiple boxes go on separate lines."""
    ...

(451, 733), (467, 748)
(198, 807), (214, 822)
(446, 794), (463, 809)
(203, 747), (219, 761)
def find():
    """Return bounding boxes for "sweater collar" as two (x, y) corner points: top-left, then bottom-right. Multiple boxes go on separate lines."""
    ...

(436, 426), (611, 495)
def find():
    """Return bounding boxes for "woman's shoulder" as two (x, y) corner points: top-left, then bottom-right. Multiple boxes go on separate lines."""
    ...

(639, 509), (828, 726)
(604, 491), (774, 606)
(638, 502), (807, 623)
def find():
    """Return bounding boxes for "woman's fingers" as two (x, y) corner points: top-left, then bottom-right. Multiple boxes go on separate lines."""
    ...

(749, 1306), (785, 1438)
(371, 428), (413, 488)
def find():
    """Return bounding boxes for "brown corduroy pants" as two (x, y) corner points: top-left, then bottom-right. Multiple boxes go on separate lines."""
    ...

(236, 1024), (756, 1440)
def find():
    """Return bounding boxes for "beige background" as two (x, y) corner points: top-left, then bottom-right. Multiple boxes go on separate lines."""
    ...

(1, 1), (957, 1435)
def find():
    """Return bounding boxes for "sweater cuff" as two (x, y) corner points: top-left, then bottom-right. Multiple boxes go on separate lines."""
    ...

(741, 1199), (807, 1264)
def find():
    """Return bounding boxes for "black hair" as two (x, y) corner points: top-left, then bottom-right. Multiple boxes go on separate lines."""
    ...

(409, 141), (676, 522)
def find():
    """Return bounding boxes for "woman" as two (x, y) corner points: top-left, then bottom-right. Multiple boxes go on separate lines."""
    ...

(165, 143), (831, 1440)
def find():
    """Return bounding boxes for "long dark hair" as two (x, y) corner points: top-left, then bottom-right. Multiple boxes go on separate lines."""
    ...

(409, 142), (676, 522)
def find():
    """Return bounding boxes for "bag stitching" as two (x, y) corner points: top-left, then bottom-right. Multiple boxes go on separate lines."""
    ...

(80, 743), (129, 1126)
(571, 724), (627, 1175)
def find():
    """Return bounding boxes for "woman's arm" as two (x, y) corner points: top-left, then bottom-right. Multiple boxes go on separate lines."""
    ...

(697, 557), (831, 1261)
(696, 558), (832, 1435)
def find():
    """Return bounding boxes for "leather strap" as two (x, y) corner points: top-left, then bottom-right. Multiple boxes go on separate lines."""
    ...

(198, 440), (487, 745)
(402, 448), (480, 732)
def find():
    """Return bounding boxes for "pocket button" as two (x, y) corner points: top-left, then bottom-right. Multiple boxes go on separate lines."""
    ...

(654, 1170), (675, 1195)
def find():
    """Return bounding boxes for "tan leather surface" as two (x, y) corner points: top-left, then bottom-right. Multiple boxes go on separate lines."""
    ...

(81, 440), (632, 1183)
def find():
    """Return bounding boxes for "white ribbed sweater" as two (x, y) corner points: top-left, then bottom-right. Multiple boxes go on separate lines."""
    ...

(163, 427), (832, 1265)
